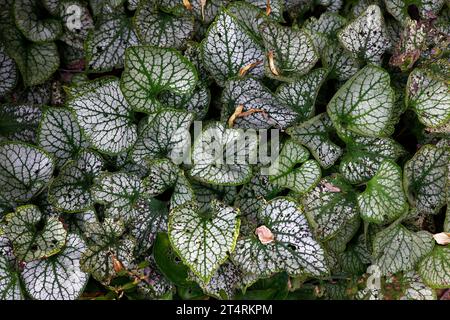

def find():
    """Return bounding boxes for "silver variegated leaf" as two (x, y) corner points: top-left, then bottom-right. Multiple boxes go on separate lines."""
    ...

(191, 181), (237, 214)
(227, 1), (270, 43)
(400, 272), (436, 300)
(168, 200), (240, 282)
(321, 42), (360, 81)
(0, 255), (23, 300)
(0, 47), (17, 96)
(0, 105), (41, 144)
(418, 245), (450, 289)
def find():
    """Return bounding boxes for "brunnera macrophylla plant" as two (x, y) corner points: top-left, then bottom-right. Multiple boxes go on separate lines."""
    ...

(0, 0), (449, 301)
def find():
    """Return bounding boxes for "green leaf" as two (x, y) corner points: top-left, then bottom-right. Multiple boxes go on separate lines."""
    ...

(275, 68), (327, 121)
(0, 142), (54, 204)
(13, 0), (62, 42)
(246, 0), (284, 21)
(85, 14), (138, 72)
(131, 109), (193, 164)
(134, 1), (195, 49)
(418, 245), (450, 289)
(260, 21), (318, 80)
(48, 151), (103, 212)
(38, 108), (89, 168)
(191, 181), (237, 214)
(227, 2), (270, 44)
(190, 122), (258, 185)
(303, 12), (347, 51)
(373, 224), (434, 275)
(406, 68), (450, 128)
(357, 160), (408, 224)
(0, 104), (42, 144)
(68, 78), (138, 155)
(0, 46), (18, 96)
(327, 65), (395, 138)
(321, 42), (360, 81)
(302, 176), (359, 240)
(121, 45), (198, 113)
(21, 233), (89, 300)
(232, 198), (328, 278)
(221, 77), (298, 129)
(91, 171), (144, 221)
(80, 218), (135, 283)
(400, 272), (436, 300)
(201, 10), (264, 85)
(337, 5), (390, 63)
(268, 139), (321, 194)
(0, 255), (23, 300)
(89, 0), (124, 16)
(168, 200), (240, 282)
(3, 205), (67, 262)
(339, 136), (405, 184)
(286, 113), (343, 169)
(403, 144), (450, 214)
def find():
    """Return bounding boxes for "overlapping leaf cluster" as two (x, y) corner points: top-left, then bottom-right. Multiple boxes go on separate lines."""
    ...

(0, 0), (449, 300)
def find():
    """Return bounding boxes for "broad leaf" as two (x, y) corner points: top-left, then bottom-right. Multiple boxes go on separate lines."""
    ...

(85, 14), (138, 72)
(121, 45), (198, 113)
(268, 139), (321, 194)
(357, 160), (408, 224)
(38, 108), (89, 167)
(3, 205), (67, 262)
(327, 65), (395, 138)
(0, 255), (23, 300)
(201, 10), (264, 85)
(406, 68), (450, 128)
(134, 1), (194, 49)
(403, 145), (450, 214)
(286, 113), (343, 169)
(190, 122), (258, 185)
(0, 142), (54, 204)
(232, 198), (328, 278)
(168, 200), (240, 282)
(227, 1), (270, 43)
(302, 176), (359, 240)
(337, 5), (390, 63)
(0, 47), (18, 96)
(159, 84), (210, 120)
(418, 245), (450, 289)
(68, 78), (138, 154)
(0, 104), (42, 144)
(191, 181), (237, 213)
(321, 42), (360, 81)
(48, 151), (103, 212)
(260, 21), (318, 80)
(21, 234), (89, 300)
(303, 12), (347, 51)
(221, 77), (298, 129)
(373, 224), (434, 275)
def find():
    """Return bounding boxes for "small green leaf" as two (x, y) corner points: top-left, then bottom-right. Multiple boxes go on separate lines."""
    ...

(168, 200), (240, 282)
(21, 234), (89, 300)
(373, 224), (434, 275)
(3, 205), (67, 262)
(357, 160), (408, 224)
(327, 64), (395, 137)
(418, 245), (450, 289)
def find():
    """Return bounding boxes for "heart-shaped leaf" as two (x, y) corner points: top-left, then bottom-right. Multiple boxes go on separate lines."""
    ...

(400, 272), (436, 300)
(121, 45), (198, 113)
(191, 181), (237, 214)
(85, 13), (138, 72)
(0, 255), (23, 300)
(321, 42), (360, 81)
(404, 144), (450, 214)
(260, 21), (318, 80)
(48, 151), (103, 212)
(227, 2), (270, 44)
(190, 122), (258, 185)
(373, 223), (434, 275)
(302, 176), (359, 240)
(13, 0), (62, 42)
(286, 113), (343, 169)
(406, 68), (450, 128)
(21, 233), (89, 300)
(303, 12), (347, 52)
(327, 64), (395, 137)
(134, 1), (195, 49)
(0, 142), (54, 204)
(168, 200), (240, 282)
(80, 218), (135, 283)
(68, 78), (138, 154)
(357, 160), (408, 224)
(337, 5), (390, 63)
(201, 10), (264, 85)
(384, 0), (445, 23)
(232, 198), (328, 278)
(131, 109), (193, 164)
(38, 108), (89, 168)
(0, 104), (42, 144)
(275, 68), (327, 121)
(221, 77), (298, 129)
(3, 205), (67, 262)
(339, 135), (405, 184)
(159, 84), (210, 120)
(418, 245), (450, 289)
(0, 47), (18, 96)
(268, 139), (321, 194)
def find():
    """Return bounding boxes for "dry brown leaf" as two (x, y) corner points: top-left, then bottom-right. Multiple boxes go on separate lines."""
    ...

(238, 60), (262, 77)
(267, 50), (280, 76)
(433, 232), (450, 245)
(182, 0), (193, 10)
(255, 225), (275, 244)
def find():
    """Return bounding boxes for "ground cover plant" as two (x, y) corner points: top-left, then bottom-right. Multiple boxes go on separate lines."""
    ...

(0, 0), (449, 300)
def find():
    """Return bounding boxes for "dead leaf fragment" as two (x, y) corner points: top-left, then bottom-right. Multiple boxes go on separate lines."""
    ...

(267, 50), (280, 76)
(265, 0), (271, 16)
(433, 232), (450, 245)
(111, 254), (124, 273)
(182, 0), (193, 10)
(323, 182), (341, 193)
(238, 60), (262, 77)
(228, 104), (268, 127)
(255, 225), (275, 244)
(200, 0), (207, 20)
